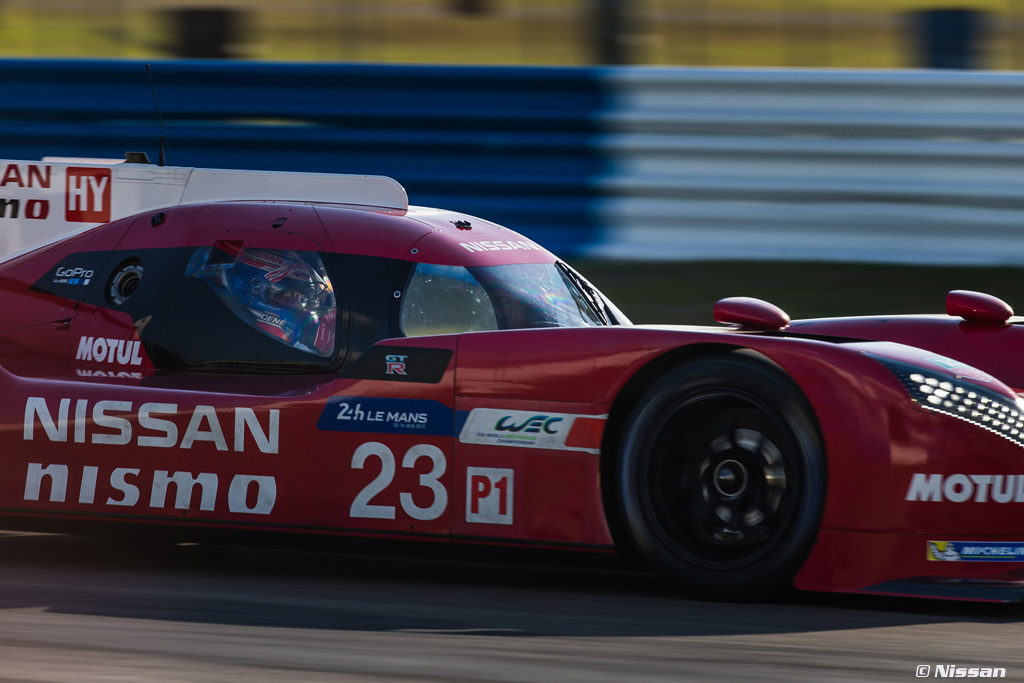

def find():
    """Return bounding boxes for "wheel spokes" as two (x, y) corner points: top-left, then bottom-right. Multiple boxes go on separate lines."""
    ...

(655, 407), (793, 552)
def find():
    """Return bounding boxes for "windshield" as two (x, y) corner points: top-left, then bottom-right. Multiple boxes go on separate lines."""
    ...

(401, 262), (610, 337)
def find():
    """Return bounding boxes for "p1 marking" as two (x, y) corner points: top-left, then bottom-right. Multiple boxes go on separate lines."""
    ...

(466, 467), (513, 525)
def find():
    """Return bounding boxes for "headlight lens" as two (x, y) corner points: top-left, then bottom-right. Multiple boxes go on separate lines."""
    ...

(871, 356), (1024, 448)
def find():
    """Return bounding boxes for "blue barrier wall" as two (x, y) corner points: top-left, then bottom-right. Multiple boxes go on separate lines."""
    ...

(0, 60), (608, 255)
(6, 60), (1024, 264)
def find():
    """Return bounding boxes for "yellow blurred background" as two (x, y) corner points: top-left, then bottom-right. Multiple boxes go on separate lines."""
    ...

(0, 0), (1019, 68)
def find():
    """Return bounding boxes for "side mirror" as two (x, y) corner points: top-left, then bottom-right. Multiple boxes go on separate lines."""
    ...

(714, 297), (790, 331)
(946, 290), (1013, 325)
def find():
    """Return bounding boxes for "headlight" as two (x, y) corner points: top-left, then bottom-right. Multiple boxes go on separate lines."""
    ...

(871, 356), (1024, 449)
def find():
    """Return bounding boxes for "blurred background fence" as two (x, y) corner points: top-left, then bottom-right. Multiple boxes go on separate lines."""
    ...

(0, 60), (607, 255)
(588, 68), (1024, 264)
(4, 60), (1024, 264)
(3, 3), (1024, 313)
(0, 0), (1022, 69)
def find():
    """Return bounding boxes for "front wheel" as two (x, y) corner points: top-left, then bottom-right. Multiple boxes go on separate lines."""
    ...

(616, 353), (825, 601)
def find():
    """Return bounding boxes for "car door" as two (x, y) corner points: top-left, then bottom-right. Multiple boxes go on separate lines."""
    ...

(9, 205), (343, 529)
(311, 337), (457, 538)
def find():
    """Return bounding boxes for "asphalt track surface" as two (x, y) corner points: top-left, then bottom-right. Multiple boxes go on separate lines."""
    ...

(0, 532), (1021, 682)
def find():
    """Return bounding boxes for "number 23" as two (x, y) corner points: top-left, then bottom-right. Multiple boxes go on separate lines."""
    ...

(350, 442), (447, 521)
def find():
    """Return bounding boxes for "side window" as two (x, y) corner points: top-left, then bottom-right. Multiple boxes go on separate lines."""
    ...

(401, 263), (497, 337)
(184, 242), (338, 358)
(104, 242), (342, 372)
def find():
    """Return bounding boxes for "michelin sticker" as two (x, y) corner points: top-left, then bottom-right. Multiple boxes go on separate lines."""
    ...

(317, 397), (452, 436)
(458, 408), (602, 452)
(928, 540), (1024, 562)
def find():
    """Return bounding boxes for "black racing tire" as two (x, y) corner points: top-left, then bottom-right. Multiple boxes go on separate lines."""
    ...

(616, 353), (825, 602)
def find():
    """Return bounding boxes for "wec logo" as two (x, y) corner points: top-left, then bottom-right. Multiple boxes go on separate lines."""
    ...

(494, 415), (563, 434)
(458, 408), (604, 452)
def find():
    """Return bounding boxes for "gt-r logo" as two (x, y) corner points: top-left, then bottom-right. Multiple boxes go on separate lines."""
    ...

(385, 354), (407, 375)
(65, 167), (111, 223)
(466, 467), (513, 525)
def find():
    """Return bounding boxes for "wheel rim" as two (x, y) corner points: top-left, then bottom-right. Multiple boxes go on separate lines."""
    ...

(642, 390), (802, 571)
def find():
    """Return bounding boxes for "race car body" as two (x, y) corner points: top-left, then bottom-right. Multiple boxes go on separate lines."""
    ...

(2, 157), (1023, 602)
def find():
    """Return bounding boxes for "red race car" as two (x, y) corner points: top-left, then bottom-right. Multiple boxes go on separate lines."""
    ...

(2, 158), (1023, 602)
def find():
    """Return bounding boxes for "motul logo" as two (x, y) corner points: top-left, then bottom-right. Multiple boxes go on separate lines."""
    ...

(76, 336), (144, 366)
(905, 473), (1024, 503)
(65, 167), (111, 222)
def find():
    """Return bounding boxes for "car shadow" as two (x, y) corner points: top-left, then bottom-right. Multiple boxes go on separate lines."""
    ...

(0, 530), (1019, 638)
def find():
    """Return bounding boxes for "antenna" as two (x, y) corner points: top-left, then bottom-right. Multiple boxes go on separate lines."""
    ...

(146, 63), (171, 167)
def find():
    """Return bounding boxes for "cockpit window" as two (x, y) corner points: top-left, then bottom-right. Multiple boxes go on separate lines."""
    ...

(401, 261), (607, 337)
(185, 243), (337, 357)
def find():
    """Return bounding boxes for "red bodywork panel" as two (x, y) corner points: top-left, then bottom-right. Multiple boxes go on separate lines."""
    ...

(791, 315), (1024, 391)
(3, 198), (1024, 602)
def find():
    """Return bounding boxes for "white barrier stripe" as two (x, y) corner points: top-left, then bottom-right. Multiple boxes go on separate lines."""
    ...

(595, 67), (1024, 265)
